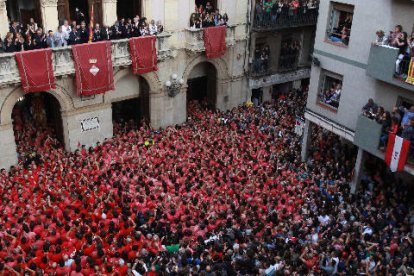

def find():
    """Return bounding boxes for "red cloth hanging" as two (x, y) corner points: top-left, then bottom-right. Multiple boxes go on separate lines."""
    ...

(71, 41), (115, 96)
(203, 26), (227, 59)
(15, 48), (56, 93)
(129, 36), (158, 75)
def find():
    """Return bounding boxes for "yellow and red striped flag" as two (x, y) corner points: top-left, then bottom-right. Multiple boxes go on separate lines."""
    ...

(406, 57), (414, 85)
(88, 3), (94, 43)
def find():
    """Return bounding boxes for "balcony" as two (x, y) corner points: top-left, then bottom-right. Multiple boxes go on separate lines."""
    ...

(366, 44), (414, 92)
(249, 67), (310, 89)
(0, 35), (172, 87)
(253, 6), (318, 32)
(184, 25), (236, 53)
(354, 115), (382, 154)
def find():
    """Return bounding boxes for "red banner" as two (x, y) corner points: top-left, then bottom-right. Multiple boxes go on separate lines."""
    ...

(15, 48), (56, 93)
(203, 26), (227, 59)
(129, 36), (158, 75)
(71, 41), (115, 96)
(385, 134), (411, 172)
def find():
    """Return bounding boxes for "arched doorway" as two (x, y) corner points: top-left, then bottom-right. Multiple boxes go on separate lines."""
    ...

(112, 76), (150, 134)
(7, 0), (43, 28)
(187, 62), (217, 110)
(117, 0), (142, 20)
(11, 93), (64, 162)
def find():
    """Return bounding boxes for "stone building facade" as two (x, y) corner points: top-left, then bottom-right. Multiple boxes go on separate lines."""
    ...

(0, 0), (249, 169)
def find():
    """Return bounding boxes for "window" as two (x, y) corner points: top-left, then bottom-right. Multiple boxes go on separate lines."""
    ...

(278, 36), (301, 71)
(318, 70), (343, 110)
(326, 2), (354, 46)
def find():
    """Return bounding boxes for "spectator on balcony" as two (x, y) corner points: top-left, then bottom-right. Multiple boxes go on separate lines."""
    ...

(46, 30), (55, 48)
(75, 8), (86, 25)
(93, 24), (103, 42)
(395, 32), (408, 76)
(23, 34), (35, 51)
(399, 105), (414, 129)
(205, 1), (215, 14)
(61, 20), (71, 36)
(77, 21), (89, 44)
(68, 27), (81, 45)
(26, 18), (38, 37)
(190, 13), (201, 29)
(149, 20), (158, 35)
(388, 25), (403, 47)
(111, 21), (123, 40)
(53, 26), (68, 47)
(14, 32), (24, 52)
(374, 30), (388, 45)
(33, 28), (47, 49)
(263, 1), (273, 25)
(9, 21), (22, 35)
(156, 20), (164, 33)
(379, 112), (393, 149)
(101, 25), (112, 40)
(4, 32), (16, 53)
(255, 1), (263, 26)
(362, 98), (378, 118)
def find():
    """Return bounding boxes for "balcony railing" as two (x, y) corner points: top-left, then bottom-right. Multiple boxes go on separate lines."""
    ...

(366, 44), (414, 92)
(249, 54), (301, 77)
(184, 26), (236, 53)
(253, 6), (319, 31)
(0, 35), (172, 87)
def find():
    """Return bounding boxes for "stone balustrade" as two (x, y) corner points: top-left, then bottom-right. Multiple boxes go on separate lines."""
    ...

(0, 34), (173, 87)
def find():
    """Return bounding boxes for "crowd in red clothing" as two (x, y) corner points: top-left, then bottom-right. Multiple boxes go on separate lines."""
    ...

(1, 89), (414, 275)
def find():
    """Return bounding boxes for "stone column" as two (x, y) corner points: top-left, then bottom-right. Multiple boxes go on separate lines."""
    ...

(301, 119), (312, 162)
(61, 104), (113, 152)
(0, 124), (18, 170)
(0, 0), (8, 38)
(40, 0), (59, 31)
(102, 0), (117, 27)
(350, 147), (365, 194)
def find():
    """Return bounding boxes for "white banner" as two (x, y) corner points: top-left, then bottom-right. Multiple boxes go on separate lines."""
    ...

(81, 117), (100, 132)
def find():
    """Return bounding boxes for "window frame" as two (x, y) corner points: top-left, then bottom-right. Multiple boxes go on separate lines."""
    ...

(317, 69), (344, 111)
(325, 2), (354, 47)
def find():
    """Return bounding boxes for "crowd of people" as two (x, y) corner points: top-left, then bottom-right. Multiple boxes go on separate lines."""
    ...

(254, 0), (319, 28)
(278, 40), (301, 70)
(1, 9), (164, 53)
(362, 98), (414, 159)
(0, 87), (414, 275)
(252, 45), (270, 75)
(189, 2), (229, 29)
(375, 25), (414, 80)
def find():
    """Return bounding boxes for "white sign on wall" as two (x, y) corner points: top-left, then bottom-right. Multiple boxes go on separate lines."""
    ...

(81, 117), (100, 132)
(295, 117), (305, 137)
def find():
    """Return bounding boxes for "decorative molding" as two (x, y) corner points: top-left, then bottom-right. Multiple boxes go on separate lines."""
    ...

(40, 0), (58, 7)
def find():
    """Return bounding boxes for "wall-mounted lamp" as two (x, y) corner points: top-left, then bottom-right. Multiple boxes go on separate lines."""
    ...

(165, 74), (185, 97)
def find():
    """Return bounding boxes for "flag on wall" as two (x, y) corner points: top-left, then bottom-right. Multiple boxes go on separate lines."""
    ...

(15, 48), (56, 93)
(129, 36), (158, 75)
(406, 57), (414, 85)
(88, 3), (94, 43)
(71, 41), (114, 96)
(203, 26), (227, 59)
(384, 133), (411, 172)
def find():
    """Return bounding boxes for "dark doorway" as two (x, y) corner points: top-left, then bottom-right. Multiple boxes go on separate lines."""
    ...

(187, 62), (217, 110)
(11, 93), (64, 157)
(195, 0), (218, 9)
(251, 88), (263, 106)
(117, 0), (142, 20)
(188, 77), (208, 102)
(7, 0), (42, 27)
(112, 98), (142, 127)
(69, 0), (90, 23)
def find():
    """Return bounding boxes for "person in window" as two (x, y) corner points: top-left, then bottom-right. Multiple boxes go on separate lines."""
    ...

(9, 21), (22, 35)
(395, 32), (408, 76)
(24, 34), (35, 51)
(4, 32), (16, 53)
(203, 14), (215, 28)
(75, 8), (86, 24)
(222, 13), (229, 25)
(111, 20), (122, 40)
